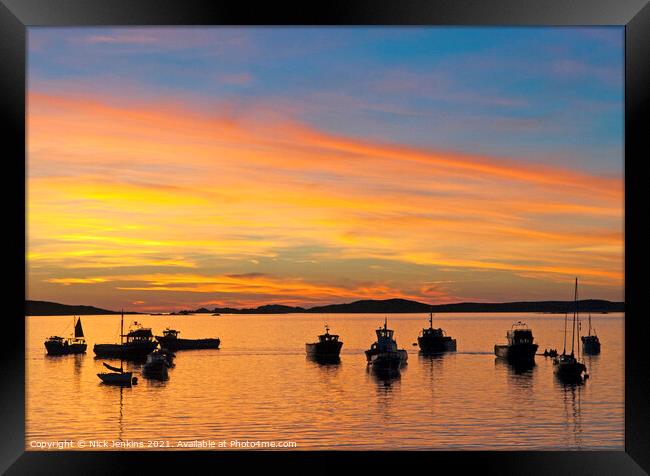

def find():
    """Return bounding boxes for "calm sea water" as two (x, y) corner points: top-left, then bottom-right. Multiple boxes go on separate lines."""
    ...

(26, 312), (624, 450)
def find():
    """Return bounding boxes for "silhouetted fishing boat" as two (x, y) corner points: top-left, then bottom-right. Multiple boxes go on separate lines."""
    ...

(155, 328), (220, 351)
(494, 321), (538, 362)
(581, 313), (601, 355)
(94, 313), (158, 359)
(97, 311), (137, 386)
(365, 318), (408, 369)
(554, 278), (588, 380)
(417, 312), (457, 354)
(44, 316), (87, 355)
(142, 349), (170, 379)
(306, 324), (343, 360)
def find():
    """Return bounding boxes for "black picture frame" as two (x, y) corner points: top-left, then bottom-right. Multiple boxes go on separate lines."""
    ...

(2, 0), (648, 473)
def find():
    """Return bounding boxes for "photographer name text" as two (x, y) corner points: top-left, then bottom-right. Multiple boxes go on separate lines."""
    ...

(29, 439), (297, 449)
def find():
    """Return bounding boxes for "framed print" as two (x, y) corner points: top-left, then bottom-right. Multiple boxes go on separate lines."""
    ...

(1, 0), (648, 473)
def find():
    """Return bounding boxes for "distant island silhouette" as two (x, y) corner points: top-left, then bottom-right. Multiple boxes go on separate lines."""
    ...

(26, 301), (141, 316)
(26, 298), (624, 316)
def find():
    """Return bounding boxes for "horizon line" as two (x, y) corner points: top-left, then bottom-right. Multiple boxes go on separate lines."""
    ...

(26, 296), (625, 314)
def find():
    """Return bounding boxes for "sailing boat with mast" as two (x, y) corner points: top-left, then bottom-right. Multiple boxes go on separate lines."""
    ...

(44, 316), (87, 355)
(553, 278), (588, 380)
(581, 313), (601, 354)
(97, 310), (136, 385)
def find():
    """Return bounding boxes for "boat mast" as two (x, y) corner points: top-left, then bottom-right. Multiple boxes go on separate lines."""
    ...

(571, 278), (578, 356)
(429, 310), (433, 328)
(576, 283), (581, 360)
(563, 312), (567, 355)
(120, 309), (124, 372)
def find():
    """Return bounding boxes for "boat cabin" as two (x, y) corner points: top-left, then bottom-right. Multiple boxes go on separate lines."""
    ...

(506, 322), (534, 345)
(422, 327), (445, 338)
(318, 326), (339, 343)
(421, 312), (446, 338)
(124, 321), (155, 343)
(46, 334), (85, 344)
(161, 328), (180, 339)
(371, 320), (398, 352)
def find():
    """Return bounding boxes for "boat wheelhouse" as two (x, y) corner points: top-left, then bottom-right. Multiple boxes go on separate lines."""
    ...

(306, 324), (343, 360)
(494, 321), (538, 362)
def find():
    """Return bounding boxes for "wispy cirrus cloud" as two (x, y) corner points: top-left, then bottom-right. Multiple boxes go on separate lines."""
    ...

(84, 33), (161, 45)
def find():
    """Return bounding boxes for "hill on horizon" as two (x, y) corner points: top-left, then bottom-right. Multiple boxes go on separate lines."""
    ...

(26, 300), (140, 316)
(26, 298), (624, 316)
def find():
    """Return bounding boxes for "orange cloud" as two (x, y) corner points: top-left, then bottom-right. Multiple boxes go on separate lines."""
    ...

(27, 92), (624, 308)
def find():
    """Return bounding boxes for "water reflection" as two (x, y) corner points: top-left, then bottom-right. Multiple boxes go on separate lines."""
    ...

(369, 366), (402, 389)
(554, 372), (586, 386)
(72, 354), (84, 395)
(495, 356), (536, 409)
(72, 353), (84, 373)
(97, 377), (130, 441)
(418, 352), (447, 363)
(368, 365), (401, 440)
(118, 385), (125, 442)
(583, 354), (599, 376)
(27, 313), (624, 450)
(93, 355), (148, 364)
(558, 380), (584, 448)
(494, 357), (536, 375)
(306, 355), (341, 366)
(369, 367), (401, 411)
(142, 370), (169, 382)
(307, 356), (342, 389)
(418, 352), (446, 384)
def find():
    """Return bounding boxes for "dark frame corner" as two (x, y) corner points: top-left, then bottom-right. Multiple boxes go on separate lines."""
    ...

(1, 0), (648, 474)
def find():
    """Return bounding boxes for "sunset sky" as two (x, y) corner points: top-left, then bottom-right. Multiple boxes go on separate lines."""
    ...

(27, 27), (624, 312)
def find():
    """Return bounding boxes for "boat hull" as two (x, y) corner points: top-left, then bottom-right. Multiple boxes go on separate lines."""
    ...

(44, 341), (87, 355)
(143, 364), (168, 379)
(97, 371), (133, 385)
(94, 341), (158, 360)
(417, 336), (457, 354)
(305, 341), (343, 358)
(155, 336), (220, 351)
(581, 336), (601, 355)
(494, 343), (538, 362)
(365, 349), (408, 369)
(553, 360), (587, 380)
